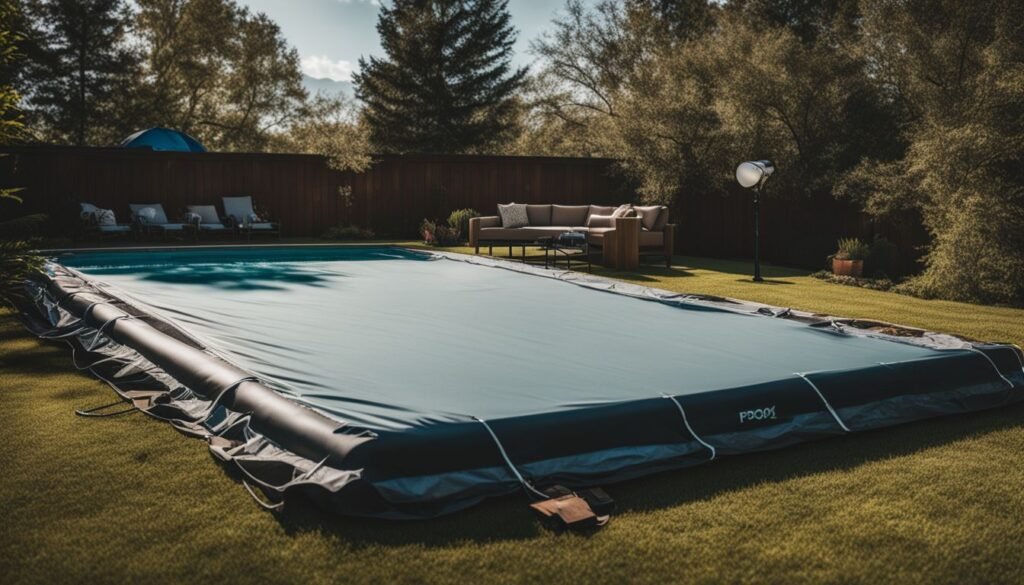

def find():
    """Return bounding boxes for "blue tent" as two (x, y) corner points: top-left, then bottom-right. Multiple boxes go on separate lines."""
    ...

(120, 127), (207, 152)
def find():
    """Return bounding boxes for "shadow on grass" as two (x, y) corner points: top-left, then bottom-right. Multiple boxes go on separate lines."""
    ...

(261, 401), (1024, 549)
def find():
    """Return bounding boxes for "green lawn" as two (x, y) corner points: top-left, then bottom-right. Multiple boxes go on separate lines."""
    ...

(3, 249), (1024, 584)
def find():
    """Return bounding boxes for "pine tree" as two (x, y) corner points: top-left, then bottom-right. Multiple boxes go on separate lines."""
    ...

(353, 0), (527, 154)
(22, 0), (138, 145)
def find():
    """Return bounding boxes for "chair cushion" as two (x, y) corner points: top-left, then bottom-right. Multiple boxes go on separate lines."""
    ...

(525, 205), (551, 226)
(634, 206), (663, 231)
(479, 226), (586, 241)
(188, 205), (221, 225)
(652, 206), (669, 232)
(223, 196), (255, 222)
(97, 224), (131, 233)
(498, 203), (529, 228)
(129, 203), (169, 224)
(639, 230), (664, 247)
(199, 223), (229, 231)
(589, 205), (616, 218)
(586, 214), (615, 228)
(551, 205), (589, 227)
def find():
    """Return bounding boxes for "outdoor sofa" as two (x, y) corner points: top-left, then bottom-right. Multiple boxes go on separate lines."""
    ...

(469, 204), (674, 268)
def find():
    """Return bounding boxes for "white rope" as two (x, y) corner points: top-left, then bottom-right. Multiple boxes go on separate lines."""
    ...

(1012, 344), (1024, 373)
(965, 347), (1016, 389)
(661, 394), (716, 460)
(795, 373), (851, 432)
(474, 417), (548, 500)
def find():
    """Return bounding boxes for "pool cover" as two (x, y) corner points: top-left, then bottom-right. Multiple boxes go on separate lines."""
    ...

(21, 246), (1024, 518)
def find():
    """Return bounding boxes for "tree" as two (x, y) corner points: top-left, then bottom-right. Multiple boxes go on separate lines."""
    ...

(20, 0), (138, 145)
(133, 0), (306, 151)
(269, 93), (372, 173)
(837, 0), (1024, 304)
(353, 0), (527, 154)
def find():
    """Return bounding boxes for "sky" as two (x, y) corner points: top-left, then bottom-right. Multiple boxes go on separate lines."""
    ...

(237, 0), (584, 83)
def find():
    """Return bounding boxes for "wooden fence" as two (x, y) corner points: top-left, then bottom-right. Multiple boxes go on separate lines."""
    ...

(0, 146), (927, 271)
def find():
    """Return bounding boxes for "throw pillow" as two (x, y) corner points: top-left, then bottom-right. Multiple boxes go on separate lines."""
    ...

(651, 206), (669, 232)
(634, 205), (662, 231)
(498, 203), (529, 228)
(611, 204), (633, 218)
(94, 209), (116, 226)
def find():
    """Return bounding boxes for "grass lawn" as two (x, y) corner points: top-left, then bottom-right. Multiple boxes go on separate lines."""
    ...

(2, 248), (1024, 584)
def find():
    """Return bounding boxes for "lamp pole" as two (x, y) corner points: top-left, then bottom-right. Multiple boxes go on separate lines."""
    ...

(735, 160), (774, 283)
(753, 183), (762, 282)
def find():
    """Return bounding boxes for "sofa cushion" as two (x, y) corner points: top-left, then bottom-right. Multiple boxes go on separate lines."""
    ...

(498, 203), (529, 228)
(480, 226), (587, 241)
(634, 205), (663, 231)
(652, 206), (669, 232)
(586, 214), (615, 228)
(526, 204), (551, 226)
(639, 229), (664, 247)
(589, 205), (615, 219)
(551, 205), (589, 227)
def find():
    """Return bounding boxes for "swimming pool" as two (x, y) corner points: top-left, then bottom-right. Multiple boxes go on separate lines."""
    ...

(25, 246), (1024, 518)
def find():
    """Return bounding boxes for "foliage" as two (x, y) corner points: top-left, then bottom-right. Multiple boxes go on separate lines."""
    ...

(18, 0), (139, 145)
(835, 0), (1024, 305)
(834, 237), (869, 261)
(446, 208), (479, 242)
(811, 270), (896, 292)
(527, 0), (1022, 305)
(320, 224), (375, 240)
(0, 212), (45, 238)
(132, 0), (307, 151)
(353, 0), (527, 154)
(0, 239), (42, 308)
(866, 235), (902, 278)
(269, 93), (372, 173)
(419, 217), (459, 246)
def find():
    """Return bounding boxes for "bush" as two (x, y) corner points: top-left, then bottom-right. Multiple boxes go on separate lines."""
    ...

(0, 214), (48, 240)
(320, 224), (375, 240)
(419, 218), (460, 246)
(834, 237), (870, 261)
(866, 235), (902, 278)
(0, 240), (43, 308)
(446, 208), (479, 242)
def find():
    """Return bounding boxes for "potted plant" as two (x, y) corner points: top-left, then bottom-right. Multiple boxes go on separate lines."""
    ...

(420, 218), (436, 244)
(832, 237), (870, 277)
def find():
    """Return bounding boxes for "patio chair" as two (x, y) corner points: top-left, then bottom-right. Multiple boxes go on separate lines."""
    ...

(186, 204), (233, 240)
(79, 203), (133, 241)
(222, 196), (281, 240)
(129, 203), (190, 240)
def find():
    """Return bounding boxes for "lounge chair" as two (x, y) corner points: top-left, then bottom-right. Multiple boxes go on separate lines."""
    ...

(129, 203), (190, 239)
(186, 204), (232, 239)
(80, 203), (133, 240)
(222, 196), (281, 239)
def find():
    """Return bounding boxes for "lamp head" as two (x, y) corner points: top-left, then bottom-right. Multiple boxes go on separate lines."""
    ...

(735, 160), (775, 189)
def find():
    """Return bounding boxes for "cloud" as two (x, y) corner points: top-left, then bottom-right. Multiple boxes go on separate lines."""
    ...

(301, 55), (356, 82)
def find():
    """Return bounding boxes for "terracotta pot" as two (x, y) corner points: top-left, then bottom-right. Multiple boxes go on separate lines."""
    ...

(832, 258), (863, 277)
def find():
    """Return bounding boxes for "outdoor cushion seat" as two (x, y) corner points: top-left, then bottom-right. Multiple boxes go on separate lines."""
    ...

(223, 196), (279, 233)
(479, 226), (587, 241)
(97, 224), (132, 233)
(471, 202), (674, 268)
(639, 230), (664, 247)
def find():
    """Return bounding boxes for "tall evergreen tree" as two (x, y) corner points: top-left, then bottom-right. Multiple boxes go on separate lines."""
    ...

(353, 0), (527, 154)
(22, 0), (138, 145)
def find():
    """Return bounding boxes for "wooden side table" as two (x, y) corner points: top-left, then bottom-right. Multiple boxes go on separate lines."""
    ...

(602, 217), (640, 270)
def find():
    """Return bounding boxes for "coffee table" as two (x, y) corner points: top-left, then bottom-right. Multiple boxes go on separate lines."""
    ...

(536, 232), (591, 272)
